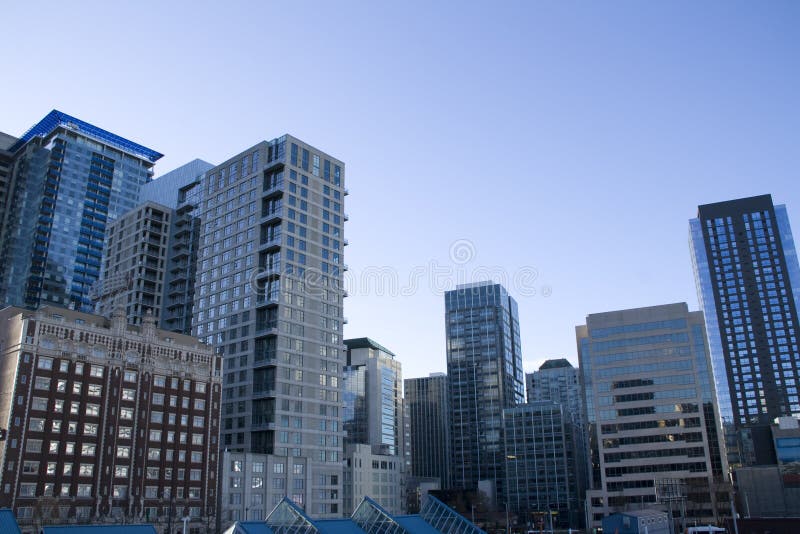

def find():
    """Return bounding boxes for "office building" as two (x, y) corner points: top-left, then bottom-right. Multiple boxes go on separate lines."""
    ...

(0, 305), (221, 531)
(445, 281), (524, 502)
(525, 358), (589, 519)
(193, 136), (347, 517)
(0, 110), (162, 312)
(96, 160), (212, 334)
(405, 373), (451, 488)
(690, 194), (800, 465)
(503, 401), (583, 529)
(342, 338), (405, 515)
(577, 303), (728, 529)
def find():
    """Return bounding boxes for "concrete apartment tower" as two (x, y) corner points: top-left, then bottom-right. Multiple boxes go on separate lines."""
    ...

(193, 136), (347, 517)
(445, 281), (525, 505)
(96, 160), (213, 334)
(0, 110), (162, 312)
(690, 194), (800, 466)
(577, 303), (728, 530)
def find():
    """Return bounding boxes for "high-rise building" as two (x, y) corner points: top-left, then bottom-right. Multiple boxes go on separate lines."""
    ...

(342, 338), (405, 514)
(523, 359), (588, 526)
(0, 132), (17, 237)
(577, 303), (728, 529)
(445, 281), (524, 501)
(97, 160), (213, 334)
(0, 110), (162, 312)
(0, 305), (221, 531)
(405, 373), (451, 488)
(503, 401), (583, 529)
(343, 338), (403, 454)
(690, 194), (800, 465)
(96, 200), (171, 324)
(193, 136), (347, 517)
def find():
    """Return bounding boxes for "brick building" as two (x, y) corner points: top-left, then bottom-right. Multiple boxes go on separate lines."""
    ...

(0, 305), (221, 532)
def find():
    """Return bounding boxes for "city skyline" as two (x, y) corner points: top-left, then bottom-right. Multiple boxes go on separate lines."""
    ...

(2, 2), (799, 381)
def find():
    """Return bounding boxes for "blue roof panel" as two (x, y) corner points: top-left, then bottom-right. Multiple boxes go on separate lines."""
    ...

(12, 110), (163, 162)
(395, 516), (441, 533)
(42, 525), (158, 534)
(315, 519), (366, 534)
(0, 509), (21, 534)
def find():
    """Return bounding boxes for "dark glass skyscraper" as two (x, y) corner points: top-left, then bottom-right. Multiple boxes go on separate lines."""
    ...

(0, 110), (162, 311)
(690, 194), (800, 464)
(405, 373), (451, 488)
(445, 281), (524, 497)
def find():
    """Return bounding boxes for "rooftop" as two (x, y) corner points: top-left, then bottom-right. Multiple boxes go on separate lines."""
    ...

(10, 109), (163, 163)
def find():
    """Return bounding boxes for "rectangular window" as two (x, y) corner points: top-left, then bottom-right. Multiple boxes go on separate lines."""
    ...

(34, 376), (50, 390)
(37, 357), (53, 370)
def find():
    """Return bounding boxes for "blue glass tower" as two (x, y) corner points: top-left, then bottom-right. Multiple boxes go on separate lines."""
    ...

(0, 110), (162, 311)
(445, 281), (524, 496)
(690, 194), (800, 465)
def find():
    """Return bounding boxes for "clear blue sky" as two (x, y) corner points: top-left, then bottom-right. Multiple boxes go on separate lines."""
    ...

(3, 1), (798, 380)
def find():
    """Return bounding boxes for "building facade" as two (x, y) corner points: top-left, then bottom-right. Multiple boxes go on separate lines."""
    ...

(142, 160), (212, 335)
(577, 303), (728, 529)
(220, 450), (318, 527)
(97, 160), (212, 334)
(503, 401), (583, 529)
(193, 136), (347, 517)
(342, 444), (405, 516)
(405, 373), (451, 489)
(524, 358), (588, 522)
(445, 281), (524, 502)
(342, 338), (405, 515)
(96, 201), (171, 325)
(0, 305), (221, 532)
(0, 110), (162, 312)
(690, 194), (800, 465)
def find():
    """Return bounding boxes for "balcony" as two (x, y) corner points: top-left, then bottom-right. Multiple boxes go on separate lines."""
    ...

(256, 321), (278, 335)
(254, 350), (277, 364)
(252, 383), (276, 397)
(260, 235), (281, 251)
(263, 179), (284, 198)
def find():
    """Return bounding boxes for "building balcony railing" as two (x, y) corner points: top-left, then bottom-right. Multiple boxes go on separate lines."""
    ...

(256, 321), (278, 334)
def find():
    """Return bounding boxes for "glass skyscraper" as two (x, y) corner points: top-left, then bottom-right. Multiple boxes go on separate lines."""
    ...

(445, 281), (524, 498)
(690, 194), (800, 465)
(405, 373), (451, 488)
(342, 338), (405, 514)
(0, 110), (162, 312)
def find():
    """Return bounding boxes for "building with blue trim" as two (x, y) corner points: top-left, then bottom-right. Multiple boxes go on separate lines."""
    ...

(0, 110), (162, 312)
